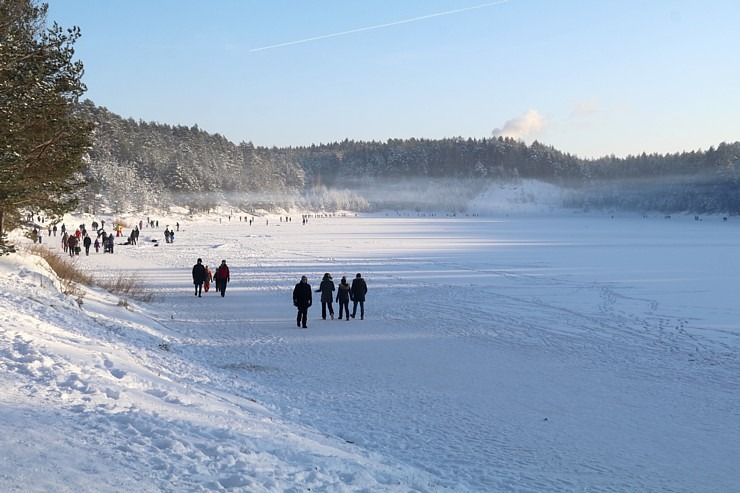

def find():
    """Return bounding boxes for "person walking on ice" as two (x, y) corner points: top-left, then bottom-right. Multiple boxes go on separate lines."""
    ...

(214, 260), (230, 297)
(192, 258), (207, 297)
(293, 275), (312, 328)
(83, 234), (92, 256)
(203, 265), (213, 292)
(315, 273), (335, 320)
(351, 273), (368, 320)
(336, 276), (351, 321)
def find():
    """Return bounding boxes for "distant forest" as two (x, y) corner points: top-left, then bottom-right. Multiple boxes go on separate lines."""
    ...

(78, 101), (740, 215)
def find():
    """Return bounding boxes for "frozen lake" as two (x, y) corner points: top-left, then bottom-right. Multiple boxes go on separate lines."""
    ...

(2, 211), (738, 492)
(118, 213), (740, 492)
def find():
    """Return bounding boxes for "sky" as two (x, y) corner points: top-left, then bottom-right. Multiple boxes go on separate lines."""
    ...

(46, 0), (740, 158)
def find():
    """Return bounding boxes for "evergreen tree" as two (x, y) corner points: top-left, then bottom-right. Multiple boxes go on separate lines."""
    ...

(0, 0), (91, 252)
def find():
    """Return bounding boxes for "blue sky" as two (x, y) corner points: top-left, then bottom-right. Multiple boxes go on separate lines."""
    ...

(48, 0), (740, 158)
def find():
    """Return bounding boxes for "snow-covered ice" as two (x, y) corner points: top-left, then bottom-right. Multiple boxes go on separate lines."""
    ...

(1, 209), (738, 492)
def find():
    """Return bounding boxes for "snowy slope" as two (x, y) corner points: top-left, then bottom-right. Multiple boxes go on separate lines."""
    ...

(467, 179), (564, 214)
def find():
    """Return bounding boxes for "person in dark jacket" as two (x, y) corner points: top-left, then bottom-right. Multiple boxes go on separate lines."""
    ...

(350, 273), (368, 320)
(192, 258), (207, 297)
(293, 275), (312, 328)
(336, 276), (351, 321)
(315, 273), (335, 320)
(83, 235), (92, 256)
(67, 234), (78, 257)
(214, 260), (230, 297)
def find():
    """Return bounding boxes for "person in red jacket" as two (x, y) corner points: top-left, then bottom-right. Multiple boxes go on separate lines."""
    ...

(214, 260), (230, 297)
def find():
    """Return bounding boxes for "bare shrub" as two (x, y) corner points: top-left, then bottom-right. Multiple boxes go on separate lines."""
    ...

(98, 272), (155, 302)
(26, 245), (153, 302)
(26, 245), (93, 295)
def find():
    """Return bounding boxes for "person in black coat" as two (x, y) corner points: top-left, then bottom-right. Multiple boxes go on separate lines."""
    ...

(293, 275), (313, 328)
(83, 235), (92, 256)
(336, 276), (351, 321)
(350, 273), (368, 320)
(315, 273), (335, 320)
(192, 258), (207, 297)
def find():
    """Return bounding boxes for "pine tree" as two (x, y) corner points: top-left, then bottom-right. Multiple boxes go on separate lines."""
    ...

(0, 0), (92, 252)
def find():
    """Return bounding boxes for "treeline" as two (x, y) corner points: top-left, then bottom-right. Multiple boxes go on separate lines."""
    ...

(80, 101), (740, 215)
(567, 145), (740, 213)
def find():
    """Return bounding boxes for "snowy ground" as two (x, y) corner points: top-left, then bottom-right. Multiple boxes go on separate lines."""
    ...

(1, 209), (739, 492)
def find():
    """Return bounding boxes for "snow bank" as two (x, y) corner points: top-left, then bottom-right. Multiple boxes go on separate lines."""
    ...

(0, 248), (437, 492)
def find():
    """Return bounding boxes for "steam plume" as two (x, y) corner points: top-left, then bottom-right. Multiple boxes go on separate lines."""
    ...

(492, 109), (546, 141)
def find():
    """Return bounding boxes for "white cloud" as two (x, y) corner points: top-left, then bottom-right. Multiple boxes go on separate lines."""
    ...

(492, 109), (546, 141)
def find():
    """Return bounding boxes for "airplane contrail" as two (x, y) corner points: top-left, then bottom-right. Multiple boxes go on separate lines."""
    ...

(250, 1), (510, 52)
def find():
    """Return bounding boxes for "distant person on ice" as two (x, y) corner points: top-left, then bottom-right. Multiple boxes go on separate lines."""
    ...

(192, 258), (207, 297)
(214, 260), (230, 297)
(336, 276), (351, 321)
(293, 275), (312, 328)
(351, 273), (368, 320)
(315, 273), (335, 320)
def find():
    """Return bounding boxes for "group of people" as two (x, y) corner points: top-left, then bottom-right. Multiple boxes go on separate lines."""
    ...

(60, 224), (105, 256)
(192, 259), (230, 297)
(293, 272), (368, 329)
(191, 260), (368, 329)
(28, 216), (173, 257)
(163, 227), (175, 243)
(54, 220), (142, 256)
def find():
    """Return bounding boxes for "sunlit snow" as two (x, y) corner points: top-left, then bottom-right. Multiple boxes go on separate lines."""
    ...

(1, 188), (738, 492)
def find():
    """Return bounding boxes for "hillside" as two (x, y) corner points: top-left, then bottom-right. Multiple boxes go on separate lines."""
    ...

(79, 101), (740, 215)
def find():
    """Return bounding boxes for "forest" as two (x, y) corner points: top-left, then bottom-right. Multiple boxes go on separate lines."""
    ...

(78, 101), (740, 216)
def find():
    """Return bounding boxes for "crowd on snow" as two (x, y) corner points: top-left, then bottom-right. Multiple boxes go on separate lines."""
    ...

(29, 215), (172, 256)
(30, 213), (369, 329)
(29, 212), (350, 253)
